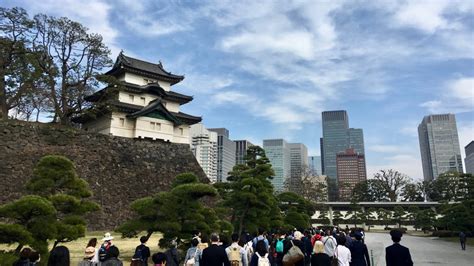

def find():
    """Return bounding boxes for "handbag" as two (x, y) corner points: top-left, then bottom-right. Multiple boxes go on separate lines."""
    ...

(282, 240), (304, 266)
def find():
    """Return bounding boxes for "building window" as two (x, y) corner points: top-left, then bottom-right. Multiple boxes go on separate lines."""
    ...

(180, 128), (184, 135)
(141, 97), (146, 105)
(119, 118), (125, 127)
(129, 94), (134, 102)
(150, 122), (155, 130)
(157, 123), (161, 131)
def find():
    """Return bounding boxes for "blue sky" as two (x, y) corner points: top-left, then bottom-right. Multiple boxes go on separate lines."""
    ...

(5, 0), (473, 180)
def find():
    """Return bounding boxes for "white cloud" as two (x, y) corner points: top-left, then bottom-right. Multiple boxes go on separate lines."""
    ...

(420, 77), (474, 113)
(367, 153), (423, 180)
(369, 145), (406, 153)
(392, 0), (452, 33)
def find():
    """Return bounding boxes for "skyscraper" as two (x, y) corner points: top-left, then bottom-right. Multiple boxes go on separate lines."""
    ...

(263, 139), (290, 192)
(208, 128), (236, 182)
(308, 156), (322, 176)
(190, 124), (218, 182)
(465, 141), (474, 174)
(289, 143), (309, 179)
(321, 110), (365, 201)
(235, 140), (254, 165)
(418, 114), (463, 181)
(336, 148), (367, 201)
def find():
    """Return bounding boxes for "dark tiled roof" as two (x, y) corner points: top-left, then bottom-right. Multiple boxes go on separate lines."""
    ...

(85, 82), (193, 104)
(106, 52), (184, 85)
(127, 99), (182, 125)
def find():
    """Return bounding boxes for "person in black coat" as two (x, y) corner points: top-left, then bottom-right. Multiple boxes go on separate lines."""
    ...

(385, 230), (413, 266)
(201, 233), (231, 266)
(349, 232), (370, 266)
(311, 240), (330, 266)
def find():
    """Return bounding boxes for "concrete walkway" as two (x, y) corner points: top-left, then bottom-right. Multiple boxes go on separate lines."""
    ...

(364, 232), (473, 265)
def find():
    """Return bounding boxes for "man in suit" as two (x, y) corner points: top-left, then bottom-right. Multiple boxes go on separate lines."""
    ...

(385, 230), (413, 266)
(201, 233), (231, 266)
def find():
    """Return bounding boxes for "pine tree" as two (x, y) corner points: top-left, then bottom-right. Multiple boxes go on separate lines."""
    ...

(118, 173), (223, 248)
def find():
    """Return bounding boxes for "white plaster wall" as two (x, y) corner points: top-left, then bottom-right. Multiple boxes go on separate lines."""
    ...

(122, 72), (172, 91)
(134, 116), (175, 141)
(157, 80), (171, 91)
(109, 112), (135, 138)
(173, 126), (190, 144)
(164, 101), (180, 112)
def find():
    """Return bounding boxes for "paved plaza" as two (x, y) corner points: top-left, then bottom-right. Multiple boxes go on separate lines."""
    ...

(364, 232), (473, 265)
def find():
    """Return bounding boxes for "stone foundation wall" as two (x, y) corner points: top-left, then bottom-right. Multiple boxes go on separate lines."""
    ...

(0, 121), (207, 230)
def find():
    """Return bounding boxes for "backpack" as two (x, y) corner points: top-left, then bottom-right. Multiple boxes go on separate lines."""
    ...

(98, 245), (108, 262)
(185, 248), (198, 266)
(228, 246), (241, 266)
(276, 239), (284, 253)
(252, 236), (265, 250)
(256, 253), (270, 266)
(132, 245), (144, 261)
(282, 240), (304, 266)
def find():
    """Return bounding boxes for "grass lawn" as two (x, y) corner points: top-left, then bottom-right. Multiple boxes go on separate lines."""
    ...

(0, 231), (164, 265)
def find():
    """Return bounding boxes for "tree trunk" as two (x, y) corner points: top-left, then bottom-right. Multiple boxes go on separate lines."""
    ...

(15, 244), (23, 254)
(238, 202), (250, 235)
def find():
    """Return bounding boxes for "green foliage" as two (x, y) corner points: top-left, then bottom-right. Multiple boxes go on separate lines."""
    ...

(436, 200), (474, 232)
(376, 208), (392, 227)
(392, 206), (406, 228)
(0, 251), (18, 266)
(413, 208), (436, 232)
(0, 224), (33, 245)
(0, 155), (99, 256)
(118, 173), (222, 249)
(428, 172), (473, 202)
(277, 192), (313, 230)
(221, 146), (282, 234)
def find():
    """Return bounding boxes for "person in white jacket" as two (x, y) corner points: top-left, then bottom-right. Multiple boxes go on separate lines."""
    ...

(322, 231), (337, 258)
(334, 236), (351, 266)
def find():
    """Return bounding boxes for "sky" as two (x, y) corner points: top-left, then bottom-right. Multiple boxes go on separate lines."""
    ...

(4, 0), (473, 180)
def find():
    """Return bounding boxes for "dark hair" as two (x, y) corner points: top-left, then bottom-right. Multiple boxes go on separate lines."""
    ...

(337, 235), (346, 246)
(231, 233), (240, 243)
(87, 238), (98, 248)
(191, 238), (199, 247)
(201, 234), (209, 244)
(256, 240), (267, 256)
(19, 248), (32, 260)
(238, 233), (247, 247)
(47, 246), (70, 266)
(152, 252), (167, 264)
(391, 235), (401, 242)
(258, 228), (265, 235)
(210, 233), (219, 242)
(140, 236), (148, 244)
(108, 246), (120, 258)
(29, 251), (40, 263)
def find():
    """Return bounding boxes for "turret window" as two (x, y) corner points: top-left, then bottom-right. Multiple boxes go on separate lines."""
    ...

(129, 94), (134, 102)
(140, 97), (146, 105)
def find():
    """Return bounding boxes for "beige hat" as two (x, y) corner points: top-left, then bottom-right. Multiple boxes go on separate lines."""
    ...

(294, 231), (303, 240)
(84, 246), (95, 258)
(102, 232), (114, 241)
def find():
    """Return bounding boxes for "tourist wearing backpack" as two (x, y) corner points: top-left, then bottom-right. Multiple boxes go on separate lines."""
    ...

(252, 228), (269, 251)
(99, 233), (115, 262)
(321, 231), (336, 259)
(225, 233), (248, 266)
(250, 240), (272, 266)
(273, 233), (286, 266)
(282, 231), (305, 266)
(131, 236), (151, 266)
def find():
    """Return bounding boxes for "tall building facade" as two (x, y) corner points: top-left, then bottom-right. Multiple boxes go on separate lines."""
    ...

(321, 110), (365, 201)
(336, 148), (367, 201)
(263, 139), (290, 192)
(464, 141), (474, 174)
(308, 156), (322, 176)
(208, 128), (236, 182)
(289, 143), (309, 179)
(190, 124), (218, 182)
(235, 140), (254, 165)
(418, 114), (463, 181)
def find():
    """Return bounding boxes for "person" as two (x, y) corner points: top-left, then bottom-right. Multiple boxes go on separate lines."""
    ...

(86, 237), (99, 263)
(165, 239), (180, 266)
(302, 231), (313, 266)
(273, 232), (286, 266)
(101, 246), (123, 266)
(13, 247), (32, 266)
(47, 246), (70, 266)
(152, 252), (167, 266)
(79, 246), (96, 266)
(225, 233), (248, 266)
(349, 232), (370, 266)
(459, 231), (467, 250)
(283, 231), (305, 266)
(132, 236), (151, 265)
(241, 233), (253, 264)
(334, 236), (351, 266)
(201, 233), (231, 266)
(29, 251), (41, 265)
(185, 238), (201, 266)
(99, 232), (115, 262)
(322, 231), (337, 259)
(252, 228), (269, 251)
(311, 240), (330, 266)
(385, 230), (413, 266)
(250, 240), (272, 266)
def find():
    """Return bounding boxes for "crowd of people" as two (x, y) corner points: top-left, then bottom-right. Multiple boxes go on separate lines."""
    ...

(12, 227), (414, 266)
